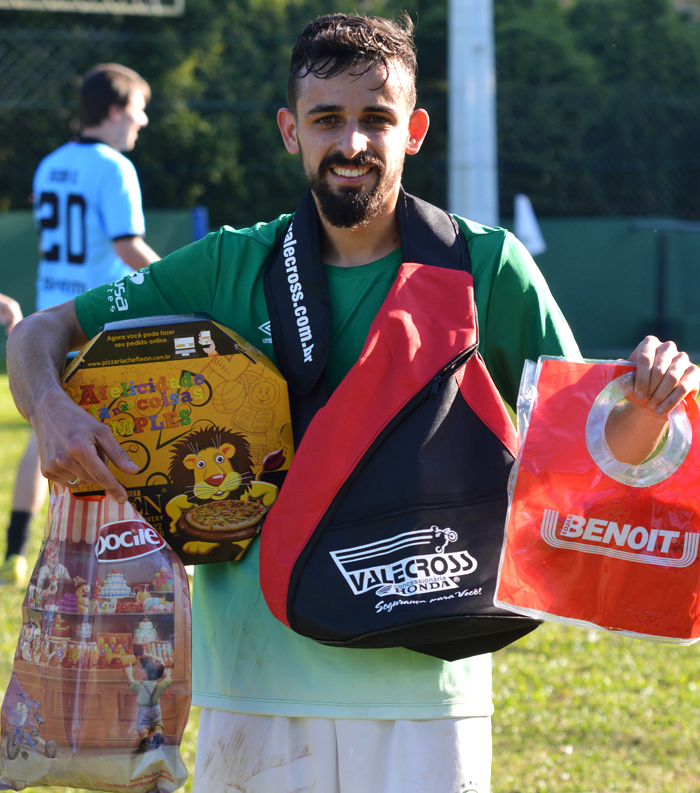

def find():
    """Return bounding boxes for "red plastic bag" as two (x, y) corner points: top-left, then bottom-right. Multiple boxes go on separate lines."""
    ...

(496, 357), (700, 643)
(0, 484), (191, 791)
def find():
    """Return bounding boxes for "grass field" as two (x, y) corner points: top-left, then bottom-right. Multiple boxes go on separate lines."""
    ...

(0, 370), (699, 793)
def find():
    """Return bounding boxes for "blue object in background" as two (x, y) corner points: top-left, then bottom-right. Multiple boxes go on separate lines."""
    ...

(191, 206), (210, 241)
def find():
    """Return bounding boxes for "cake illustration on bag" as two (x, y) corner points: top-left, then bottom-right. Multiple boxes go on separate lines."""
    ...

(100, 570), (133, 598)
(51, 617), (71, 638)
(133, 619), (157, 644)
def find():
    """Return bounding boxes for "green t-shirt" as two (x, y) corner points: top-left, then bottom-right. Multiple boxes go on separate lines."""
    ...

(75, 213), (579, 720)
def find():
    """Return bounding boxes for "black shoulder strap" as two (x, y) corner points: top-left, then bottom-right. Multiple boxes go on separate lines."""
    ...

(263, 188), (472, 441)
(263, 191), (330, 399)
(396, 191), (471, 273)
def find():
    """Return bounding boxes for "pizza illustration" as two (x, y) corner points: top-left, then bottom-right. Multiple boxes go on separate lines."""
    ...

(165, 426), (283, 555)
(177, 499), (267, 542)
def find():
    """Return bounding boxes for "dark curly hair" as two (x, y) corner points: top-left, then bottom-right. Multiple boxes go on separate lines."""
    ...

(287, 13), (417, 112)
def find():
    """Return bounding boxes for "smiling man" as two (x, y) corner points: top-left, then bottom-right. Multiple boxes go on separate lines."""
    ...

(279, 56), (426, 240)
(7, 14), (699, 793)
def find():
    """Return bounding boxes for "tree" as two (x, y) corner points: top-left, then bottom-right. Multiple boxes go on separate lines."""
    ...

(3, 0), (700, 223)
(495, 0), (602, 217)
(569, 0), (700, 216)
(0, 0), (452, 226)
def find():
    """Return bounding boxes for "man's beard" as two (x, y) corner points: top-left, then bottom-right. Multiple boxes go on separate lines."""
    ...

(303, 149), (404, 228)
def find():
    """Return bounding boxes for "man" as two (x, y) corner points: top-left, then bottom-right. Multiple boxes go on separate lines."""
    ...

(35, 539), (85, 593)
(7, 15), (698, 792)
(0, 64), (160, 587)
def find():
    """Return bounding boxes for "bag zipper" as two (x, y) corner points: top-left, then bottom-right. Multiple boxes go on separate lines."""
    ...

(287, 343), (477, 630)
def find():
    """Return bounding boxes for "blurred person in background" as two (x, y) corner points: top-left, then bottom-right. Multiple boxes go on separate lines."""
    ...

(0, 64), (160, 587)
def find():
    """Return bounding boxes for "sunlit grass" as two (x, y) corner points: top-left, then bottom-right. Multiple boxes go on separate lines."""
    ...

(492, 621), (700, 792)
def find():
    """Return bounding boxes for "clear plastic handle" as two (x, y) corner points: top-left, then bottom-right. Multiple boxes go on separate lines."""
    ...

(585, 372), (692, 487)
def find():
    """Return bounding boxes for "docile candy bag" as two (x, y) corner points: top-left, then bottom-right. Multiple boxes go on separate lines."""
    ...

(495, 356), (700, 643)
(0, 484), (191, 792)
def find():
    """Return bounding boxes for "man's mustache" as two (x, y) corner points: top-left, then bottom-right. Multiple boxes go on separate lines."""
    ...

(318, 153), (384, 174)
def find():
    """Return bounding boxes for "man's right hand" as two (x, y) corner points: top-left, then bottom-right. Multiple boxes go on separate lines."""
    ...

(7, 299), (139, 502)
(32, 392), (138, 499)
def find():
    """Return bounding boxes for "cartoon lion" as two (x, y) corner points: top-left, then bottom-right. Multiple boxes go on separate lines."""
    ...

(165, 426), (279, 555)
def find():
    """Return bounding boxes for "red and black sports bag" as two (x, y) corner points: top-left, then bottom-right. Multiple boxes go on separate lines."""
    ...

(259, 189), (540, 661)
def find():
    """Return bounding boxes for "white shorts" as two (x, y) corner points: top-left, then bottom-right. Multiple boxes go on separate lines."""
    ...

(192, 708), (492, 793)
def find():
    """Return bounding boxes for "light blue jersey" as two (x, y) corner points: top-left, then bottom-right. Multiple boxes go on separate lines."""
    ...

(33, 139), (145, 310)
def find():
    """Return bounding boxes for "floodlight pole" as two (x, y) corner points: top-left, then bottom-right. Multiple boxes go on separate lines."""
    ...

(448, 0), (499, 228)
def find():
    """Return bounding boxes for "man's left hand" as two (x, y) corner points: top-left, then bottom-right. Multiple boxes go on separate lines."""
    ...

(605, 336), (699, 465)
(629, 335), (699, 414)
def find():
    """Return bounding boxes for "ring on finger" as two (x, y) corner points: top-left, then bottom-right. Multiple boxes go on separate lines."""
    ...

(68, 476), (80, 486)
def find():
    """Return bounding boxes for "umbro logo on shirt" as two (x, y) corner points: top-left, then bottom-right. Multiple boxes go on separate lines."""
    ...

(259, 321), (273, 344)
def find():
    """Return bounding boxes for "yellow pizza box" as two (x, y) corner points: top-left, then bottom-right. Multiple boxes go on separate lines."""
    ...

(62, 314), (294, 566)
